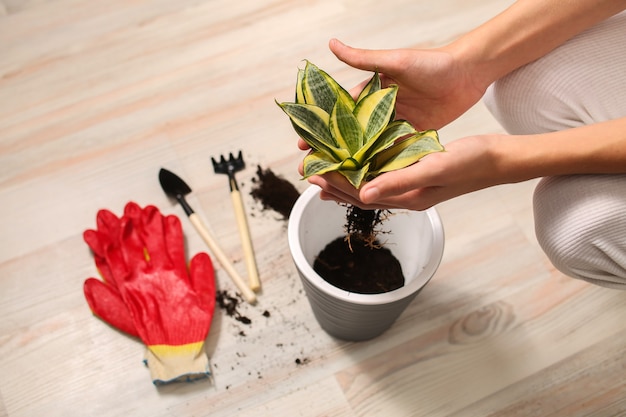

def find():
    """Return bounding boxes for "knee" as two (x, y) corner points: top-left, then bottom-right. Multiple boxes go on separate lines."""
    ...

(483, 65), (580, 135)
(533, 175), (626, 289)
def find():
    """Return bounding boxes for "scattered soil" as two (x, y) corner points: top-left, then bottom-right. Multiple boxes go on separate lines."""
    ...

(216, 290), (252, 325)
(248, 164), (404, 294)
(295, 358), (310, 366)
(250, 165), (300, 219)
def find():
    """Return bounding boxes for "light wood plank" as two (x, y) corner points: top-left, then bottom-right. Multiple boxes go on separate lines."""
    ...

(1, 1), (624, 416)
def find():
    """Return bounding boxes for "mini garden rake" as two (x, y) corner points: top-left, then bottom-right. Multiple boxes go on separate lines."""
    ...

(211, 151), (261, 292)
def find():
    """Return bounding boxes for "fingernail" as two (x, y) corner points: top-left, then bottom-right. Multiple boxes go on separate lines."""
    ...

(362, 186), (380, 203)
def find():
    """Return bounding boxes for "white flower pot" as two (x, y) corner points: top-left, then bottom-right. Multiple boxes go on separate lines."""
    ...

(288, 185), (445, 341)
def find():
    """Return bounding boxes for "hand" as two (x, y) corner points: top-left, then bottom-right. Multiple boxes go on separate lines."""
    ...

(83, 202), (216, 384)
(298, 38), (486, 152)
(332, 39), (486, 128)
(306, 135), (505, 211)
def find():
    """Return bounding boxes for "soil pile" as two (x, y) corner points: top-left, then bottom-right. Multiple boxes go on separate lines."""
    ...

(250, 166), (300, 219)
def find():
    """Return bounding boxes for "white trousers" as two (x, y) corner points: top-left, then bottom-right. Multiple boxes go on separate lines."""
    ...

(483, 11), (626, 289)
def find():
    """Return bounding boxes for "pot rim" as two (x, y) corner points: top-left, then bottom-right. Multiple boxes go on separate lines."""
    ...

(288, 185), (444, 306)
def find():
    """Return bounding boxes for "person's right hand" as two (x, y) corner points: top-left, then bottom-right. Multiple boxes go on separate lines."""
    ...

(331, 39), (486, 129)
(298, 39), (487, 152)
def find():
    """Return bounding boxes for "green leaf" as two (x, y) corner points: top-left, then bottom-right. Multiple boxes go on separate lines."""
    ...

(330, 100), (363, 154)
(354, 86), (398, 142)
(339, 157), (361, 170)
(356, 71), (381, 102)
(352, 120), (416, 164)
(301, 61), (355, 114)
(369, 130), (443, 175)
(277, 102), (349, 160)
(340, 163), (370, 188)
(302, 151), (344, 178)
(295, 68), (305, 104)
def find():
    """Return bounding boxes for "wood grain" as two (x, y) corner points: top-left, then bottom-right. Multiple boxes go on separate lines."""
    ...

(1, 1), (625, 416)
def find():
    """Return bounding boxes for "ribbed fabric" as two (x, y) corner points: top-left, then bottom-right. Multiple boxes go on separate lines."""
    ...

(534, 175), (626, 289)
(484, 11), (626, 135)
(483, 11), (626, 288)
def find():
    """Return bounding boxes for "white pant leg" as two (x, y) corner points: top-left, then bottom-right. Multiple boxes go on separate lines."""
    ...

(483, 11), (626, 288)
(533, 174), (626, 289)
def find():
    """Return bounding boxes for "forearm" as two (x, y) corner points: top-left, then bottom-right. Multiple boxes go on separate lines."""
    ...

(448, 0), (626, 89)
(494, 117), (626, 183)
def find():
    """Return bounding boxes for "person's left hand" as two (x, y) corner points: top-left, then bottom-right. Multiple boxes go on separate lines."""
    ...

(301, 134), (509, 211)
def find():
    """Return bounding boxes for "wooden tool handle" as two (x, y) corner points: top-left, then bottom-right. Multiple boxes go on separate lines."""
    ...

(188, 213), (256, 304)
(230, 189), (261, 292)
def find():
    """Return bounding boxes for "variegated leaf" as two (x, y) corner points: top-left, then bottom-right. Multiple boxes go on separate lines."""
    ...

(278, 102), (349, 160)
(352, 120), (416, 164)
(301, 61), (355, 114)
(295, 68), (305, 104)
(369, 130), (443, 175)
(302, 151), (344, 179)
(341, 163), (370, 188)
(354, 86), (397, 142)
(330, 100), (363, 154)
(356, 71), (381, 102)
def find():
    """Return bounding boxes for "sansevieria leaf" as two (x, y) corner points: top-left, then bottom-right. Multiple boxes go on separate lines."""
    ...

(300, 61), (354, 112)
(330, 99), (363, 154)
(354, 86), (397, 142)
(278, 102), (349, 160)
(356, 71), (381, 102)
(278, 61), (444, 188)
(352, 120), (416, 164)
(302, 151), (344, 178)
(369, 130), (443, 175)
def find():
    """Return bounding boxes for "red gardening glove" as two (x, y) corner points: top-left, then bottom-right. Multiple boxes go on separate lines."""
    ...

(83, 202), (216, 384)
(83, 207), (138, 337)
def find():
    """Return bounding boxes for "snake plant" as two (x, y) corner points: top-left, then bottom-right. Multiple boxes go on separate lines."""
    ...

(277, 61), (444, 188)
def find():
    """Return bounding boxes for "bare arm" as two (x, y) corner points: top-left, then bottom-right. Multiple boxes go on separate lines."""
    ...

(309, 118), (626, 211)
(302, 1), (626, 210)
(450, 0), (626, 90)
(324, 0), (626, 130)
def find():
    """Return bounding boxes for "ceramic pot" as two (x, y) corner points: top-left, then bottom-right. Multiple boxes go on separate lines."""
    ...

(287, 185), (445, 341)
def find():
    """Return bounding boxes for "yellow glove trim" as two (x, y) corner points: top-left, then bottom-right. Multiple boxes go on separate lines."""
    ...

(144, 342), (210, 385)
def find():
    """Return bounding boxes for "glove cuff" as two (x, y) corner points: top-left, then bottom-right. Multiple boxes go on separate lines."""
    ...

(144, 342), (210, 385)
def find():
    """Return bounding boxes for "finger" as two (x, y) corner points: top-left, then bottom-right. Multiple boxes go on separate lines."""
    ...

(138, 205), (169, 269)
(319, 189), (399, 210)
(84, 229), (108, 257)
(329, 39), (397, 75)
(123, 202), (143, 226)
(118, 214), (149, 274)
(369, 187), (438, 211)
(96, 208), (120, 237)
(162, 214), (188, 275)
(189, 252), (216, 312)
(359, 165), (431, 204)
(307, 172), (358, 201)
(297, 138), (310, 150)
(307, 174), (394, 210)
(84, 278), (139, 337)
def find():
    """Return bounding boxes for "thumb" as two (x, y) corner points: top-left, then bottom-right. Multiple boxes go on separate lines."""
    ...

(189, 252), (216, 313)
(360, 169), (418, 204)
(329, 39), (397, 75)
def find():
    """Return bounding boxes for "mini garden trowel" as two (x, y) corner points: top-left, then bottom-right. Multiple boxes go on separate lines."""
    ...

(158, 168), (256, 304)
(211, 151), (260, 292)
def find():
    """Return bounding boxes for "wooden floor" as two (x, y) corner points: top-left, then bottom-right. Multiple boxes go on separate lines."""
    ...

(1, 1), (625, 416)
